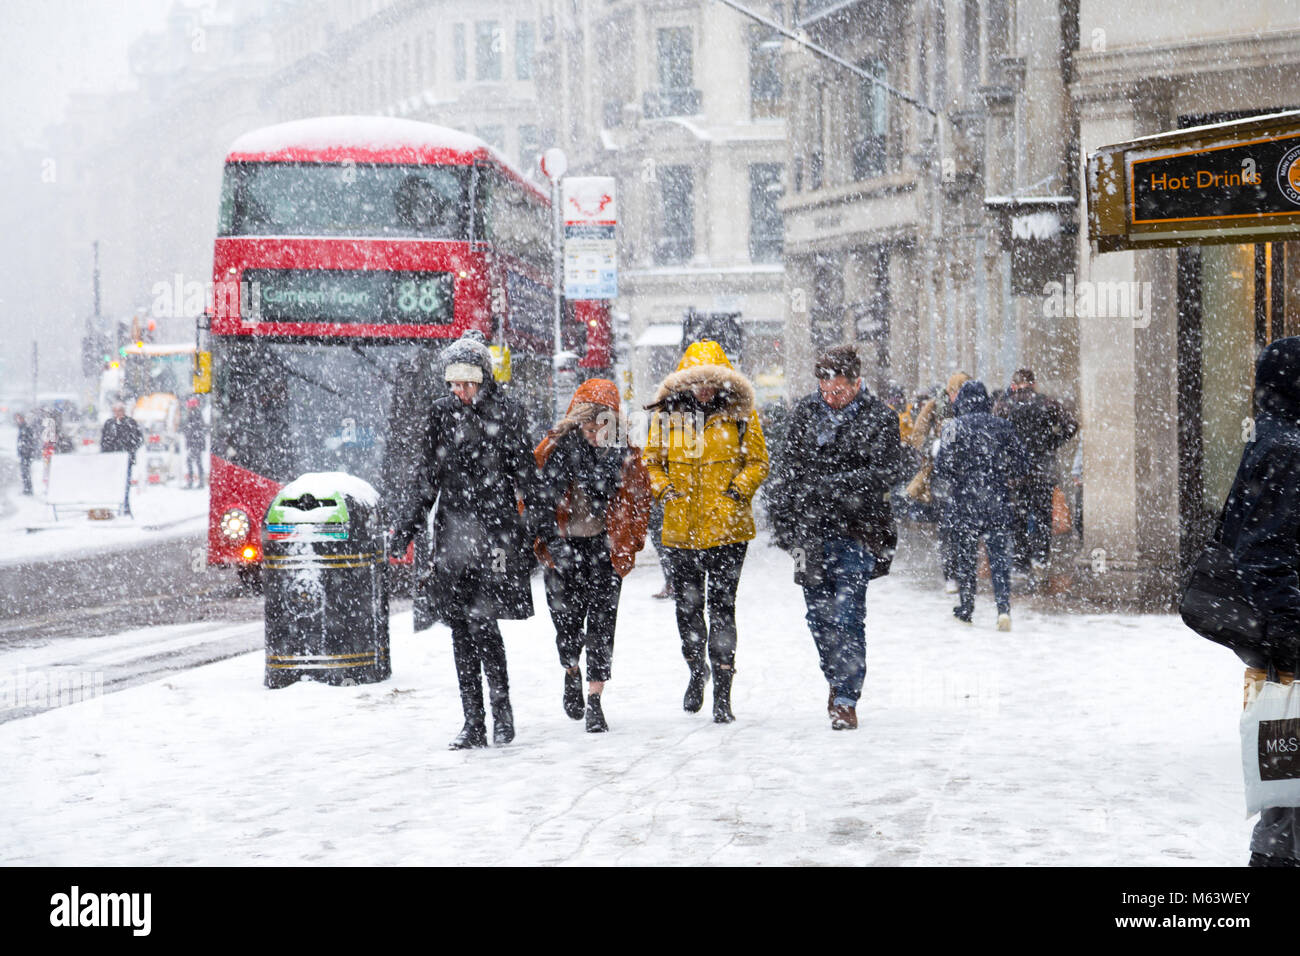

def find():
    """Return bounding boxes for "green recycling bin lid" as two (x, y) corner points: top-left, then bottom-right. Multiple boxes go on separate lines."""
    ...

(265, 472), (380, 541)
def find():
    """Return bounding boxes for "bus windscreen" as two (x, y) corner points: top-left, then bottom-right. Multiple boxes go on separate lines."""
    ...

(213, 338), (436, 486)
(219, 162), (472, 238)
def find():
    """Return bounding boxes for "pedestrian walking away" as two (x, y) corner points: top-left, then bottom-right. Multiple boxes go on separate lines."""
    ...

(767, 345), (907, 730)
(100, 402), (144, 516)
(935, 380), (1028, 630)
(534, 379), (652, 733)
(383, 330), (537, 750)
(993, 368), (1078, 575)
(1216, 337), (1300, 867)
(14, 413), (37, 496)
(643, 339), (769, 723)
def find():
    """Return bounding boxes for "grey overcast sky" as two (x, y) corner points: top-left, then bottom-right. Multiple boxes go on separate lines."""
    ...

(1, 0), (179, 148)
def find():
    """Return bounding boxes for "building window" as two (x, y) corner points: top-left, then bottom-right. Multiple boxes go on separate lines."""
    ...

(656, 165), (694, 265)
(518, 124), (540, 170)
(657, 27), (693, 89)
(453, 23), (466, 81)
(853, 58), (888, 179)
(749, 24), (782, 119)
(962, 0), (981, 98)
(810, 84), (825, 191)
(422, 30), (435, 84)
(477, 125), (505, 152)
(516, 21), (535, 80)
(749, 164), (784, 263)
(476, 21), (502, 81)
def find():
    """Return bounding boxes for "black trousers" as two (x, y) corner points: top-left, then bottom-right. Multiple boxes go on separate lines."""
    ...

(1012, 474), (1054, 569)
(544, 536), (622, 683)
(443, 571), (509, 726)
(18, 456), (32, 495)
(663, 543), (748, 670)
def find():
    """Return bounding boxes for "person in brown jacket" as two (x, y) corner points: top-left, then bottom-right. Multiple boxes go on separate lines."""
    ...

(906, 371), (970, 592)
(535, 379), (652, 732)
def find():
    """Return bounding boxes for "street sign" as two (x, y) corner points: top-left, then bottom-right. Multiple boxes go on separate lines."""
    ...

(1089, 110), (1300, 251)
(562, 177), (617, 299)
(540, 147), (567, 182)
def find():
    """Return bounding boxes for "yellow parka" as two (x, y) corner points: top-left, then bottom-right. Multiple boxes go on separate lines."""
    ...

(643, 340), (769, 550)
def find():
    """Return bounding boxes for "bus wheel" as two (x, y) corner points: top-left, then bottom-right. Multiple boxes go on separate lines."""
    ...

(236, 564), (263, 593)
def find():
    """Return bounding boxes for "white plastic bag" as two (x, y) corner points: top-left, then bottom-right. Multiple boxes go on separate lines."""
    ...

(1242, 677), (1300, 815)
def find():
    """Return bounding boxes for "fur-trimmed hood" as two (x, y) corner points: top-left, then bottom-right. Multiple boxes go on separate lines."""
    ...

(645, 340), (755, 421)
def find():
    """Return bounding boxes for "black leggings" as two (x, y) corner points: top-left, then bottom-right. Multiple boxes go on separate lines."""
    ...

(443, 571), (510, 723)
(663, 543), (748, 670)
(544, 537), (622, 683)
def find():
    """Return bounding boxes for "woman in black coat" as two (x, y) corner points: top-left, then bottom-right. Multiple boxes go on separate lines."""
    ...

(385, 331), (537, 750)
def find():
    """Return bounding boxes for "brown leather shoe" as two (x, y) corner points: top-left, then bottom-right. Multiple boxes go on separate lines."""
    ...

(830, 703), (858, 730)
(827, 690), (835, 718)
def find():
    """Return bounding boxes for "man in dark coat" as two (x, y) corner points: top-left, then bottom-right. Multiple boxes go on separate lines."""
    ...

(182, 397), (207, 488)
(1220, 336), (1300, 866)
(100, 403), (143, 516)
(767, 345), (907, 731)
(14, 413), (37, 495)
(993, 368), (1078, 573)
(935, 380), (1028, 628)
(385, 330), (536, 750)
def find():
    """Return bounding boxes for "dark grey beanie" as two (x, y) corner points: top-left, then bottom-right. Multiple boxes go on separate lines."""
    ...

(440, 329), (494, 383)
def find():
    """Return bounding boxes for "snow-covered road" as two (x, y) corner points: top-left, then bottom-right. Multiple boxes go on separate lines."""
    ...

(0, 536), (1253, 865)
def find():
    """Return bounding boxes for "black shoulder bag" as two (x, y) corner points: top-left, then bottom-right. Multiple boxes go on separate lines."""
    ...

(1178, 500), (1268, 668)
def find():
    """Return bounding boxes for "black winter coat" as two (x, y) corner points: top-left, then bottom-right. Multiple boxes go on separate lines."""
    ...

(993, 387), (1077, 475)
(535, 427), (623, 542)
(16, 422), (37, 460)
(386, 382), (537, 621)
(100, 416), (143, 457)
(935, 381), (1028, 526)
(767, 388), (908, 574)
(1221, 336), (1300, 663)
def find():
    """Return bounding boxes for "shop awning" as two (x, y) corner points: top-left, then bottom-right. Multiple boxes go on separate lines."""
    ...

(635, 323), (683, 348)
(1088, 109), (1300, 252)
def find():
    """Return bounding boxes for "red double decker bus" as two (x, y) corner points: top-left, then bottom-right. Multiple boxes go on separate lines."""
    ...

(205, 117), (556, 577)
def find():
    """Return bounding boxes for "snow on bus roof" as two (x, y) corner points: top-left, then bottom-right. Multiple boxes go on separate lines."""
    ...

(229, 116), (497, 164)
(226, 116), (544, 198)
(230, 116), (486, 154)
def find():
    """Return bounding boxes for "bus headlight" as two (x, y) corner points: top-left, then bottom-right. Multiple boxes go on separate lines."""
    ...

(220, 508), (251, 542)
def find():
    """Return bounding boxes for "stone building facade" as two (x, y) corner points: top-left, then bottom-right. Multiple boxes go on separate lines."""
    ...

(536, 0), (789, 409)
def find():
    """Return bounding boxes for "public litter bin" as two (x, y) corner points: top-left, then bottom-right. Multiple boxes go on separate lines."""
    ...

(262, 472), (390, 689)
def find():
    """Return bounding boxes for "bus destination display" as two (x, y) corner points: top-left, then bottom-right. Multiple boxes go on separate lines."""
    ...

(242, 268), (454, 325)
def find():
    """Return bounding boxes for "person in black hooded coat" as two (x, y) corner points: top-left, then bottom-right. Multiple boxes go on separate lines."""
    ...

(934, 380), (1028, 627)
(1219, 336), (1300, 866)
(385, 330), (537, 750)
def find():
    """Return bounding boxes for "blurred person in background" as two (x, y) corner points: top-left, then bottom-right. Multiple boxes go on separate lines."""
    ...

(14, 413), (37, 496)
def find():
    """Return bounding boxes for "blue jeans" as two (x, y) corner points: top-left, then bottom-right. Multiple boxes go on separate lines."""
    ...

(801, 537), (875, 707)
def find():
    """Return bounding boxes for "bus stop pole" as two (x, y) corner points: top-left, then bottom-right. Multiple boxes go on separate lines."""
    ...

(542, 148), (568, 421)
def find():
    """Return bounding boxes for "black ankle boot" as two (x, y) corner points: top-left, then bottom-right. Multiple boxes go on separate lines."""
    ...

(449, 720), (487, 750)
(683, 658), (710, 713)
(563, 668), (584, 720)
(585, 693), (608, 733)
(492, 697), (515, 745)
(713, 667), (735, 724)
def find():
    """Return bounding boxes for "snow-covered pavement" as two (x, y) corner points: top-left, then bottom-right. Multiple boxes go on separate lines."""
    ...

(0, 536), (1252, 866)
